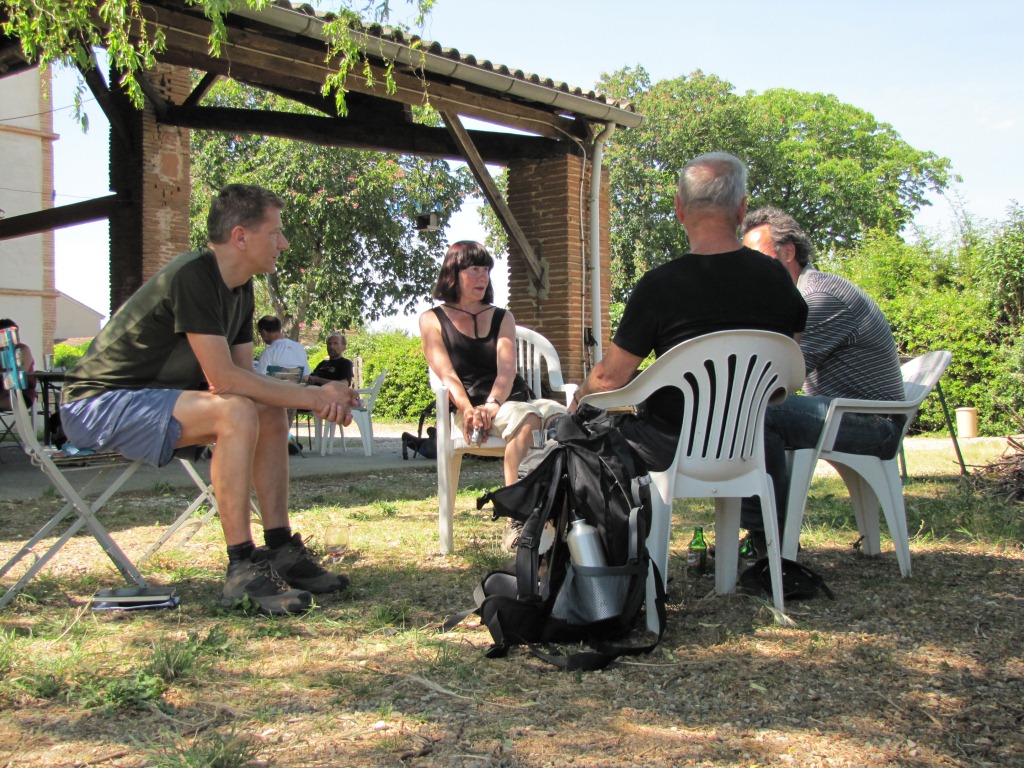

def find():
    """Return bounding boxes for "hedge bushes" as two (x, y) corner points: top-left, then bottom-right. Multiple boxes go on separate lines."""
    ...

(833, 228), (1023, 437)
(52, 340), (91, 370)
(347, 330), (433, 423)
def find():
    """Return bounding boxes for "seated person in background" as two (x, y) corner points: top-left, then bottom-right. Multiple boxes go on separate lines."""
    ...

(60, 184), (360, 615)
(739, 206), (905, 555)
(307, 332), (354, 386)
(0, 318), (36, 410)
(568, 152), (807, 496)
(419, 241), (567, 493)
(255, 315), (311, 379)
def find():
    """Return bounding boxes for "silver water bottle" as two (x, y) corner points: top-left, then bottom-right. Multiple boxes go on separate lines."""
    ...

(567, 517), (607, 567)
(566, 517), (615, 621)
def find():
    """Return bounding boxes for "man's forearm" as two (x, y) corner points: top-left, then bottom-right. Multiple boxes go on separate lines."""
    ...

(570, 343), (645, 412)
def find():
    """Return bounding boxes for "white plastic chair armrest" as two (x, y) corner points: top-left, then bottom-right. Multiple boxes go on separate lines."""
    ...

(819, 398), (918, 453)
(577, 383), (646, 411)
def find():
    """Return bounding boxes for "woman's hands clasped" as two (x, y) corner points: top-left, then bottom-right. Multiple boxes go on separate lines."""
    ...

(462, 401), (499, 444)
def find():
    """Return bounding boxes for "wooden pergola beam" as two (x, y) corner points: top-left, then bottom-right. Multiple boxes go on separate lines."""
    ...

(133, 3), (584, 140)
(0, 195), (122, 242)
(442, 111), (547, 292)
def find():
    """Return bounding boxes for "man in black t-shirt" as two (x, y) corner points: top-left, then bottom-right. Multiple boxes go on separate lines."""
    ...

(60, 185), (361, 616)
(569, 152), (807, 517)
(308, 332), (354, 386)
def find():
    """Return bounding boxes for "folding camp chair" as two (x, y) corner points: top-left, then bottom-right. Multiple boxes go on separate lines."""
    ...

(0, 406), (19, 457)
(0, 327), (233, 608)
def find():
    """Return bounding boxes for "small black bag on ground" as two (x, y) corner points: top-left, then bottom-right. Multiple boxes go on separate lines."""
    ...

(739, 557), (835, 601)
(446, 406), (666, 670)
(401, 402), (437, 460)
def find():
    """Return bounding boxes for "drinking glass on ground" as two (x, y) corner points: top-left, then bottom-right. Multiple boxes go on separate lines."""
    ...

(324, 524), (351, 561)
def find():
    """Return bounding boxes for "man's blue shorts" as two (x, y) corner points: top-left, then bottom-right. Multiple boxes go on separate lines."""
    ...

(60, 389), (183, 467)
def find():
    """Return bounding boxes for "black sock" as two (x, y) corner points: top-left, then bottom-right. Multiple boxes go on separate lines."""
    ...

(227, 541), (254, 564)
(264, 526), (293, 550)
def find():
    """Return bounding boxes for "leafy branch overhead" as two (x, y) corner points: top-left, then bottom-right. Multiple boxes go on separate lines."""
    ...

(1, 0), (434, 109)
(189, 80), (475, 335)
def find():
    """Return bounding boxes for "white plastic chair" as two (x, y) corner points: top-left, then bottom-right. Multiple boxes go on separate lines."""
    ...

(782, 350), (953, 576)
(434, 326), (576, 554)
(317, 370), (387, 457)
(579, 330), (805, 621)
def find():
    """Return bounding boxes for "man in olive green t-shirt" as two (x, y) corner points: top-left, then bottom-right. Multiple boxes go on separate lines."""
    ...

(61, 185), (360, 615)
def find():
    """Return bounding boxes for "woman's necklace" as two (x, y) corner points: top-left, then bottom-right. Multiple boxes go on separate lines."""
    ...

(443, 303), (491, 337)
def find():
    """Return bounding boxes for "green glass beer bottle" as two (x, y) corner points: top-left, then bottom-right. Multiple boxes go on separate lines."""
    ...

(687, 527), (708, 577)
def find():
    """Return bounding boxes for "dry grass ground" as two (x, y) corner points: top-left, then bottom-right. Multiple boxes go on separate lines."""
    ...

(0, 436), (1021, 768)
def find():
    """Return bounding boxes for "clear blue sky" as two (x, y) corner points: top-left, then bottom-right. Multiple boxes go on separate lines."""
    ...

(47, 0), (1022, 322)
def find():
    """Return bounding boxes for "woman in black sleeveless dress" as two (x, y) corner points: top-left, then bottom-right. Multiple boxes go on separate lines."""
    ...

(419, 242), (565, 489)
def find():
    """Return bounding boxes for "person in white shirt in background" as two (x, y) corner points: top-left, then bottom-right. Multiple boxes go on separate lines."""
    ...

(255, 315), (311, 379)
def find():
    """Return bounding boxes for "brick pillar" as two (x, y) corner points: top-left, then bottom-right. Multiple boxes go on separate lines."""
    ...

(505, 152), (611, 387)
(108, 64), (191, 312)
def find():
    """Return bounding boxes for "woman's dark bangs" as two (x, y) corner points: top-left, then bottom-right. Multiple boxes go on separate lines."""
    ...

(459, 246), (493, 270)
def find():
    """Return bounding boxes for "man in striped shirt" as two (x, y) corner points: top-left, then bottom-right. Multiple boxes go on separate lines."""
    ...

(739, 207), (905, 555)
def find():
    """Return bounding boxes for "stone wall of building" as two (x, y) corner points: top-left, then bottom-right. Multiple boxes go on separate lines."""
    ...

(0, 67), (56, 359)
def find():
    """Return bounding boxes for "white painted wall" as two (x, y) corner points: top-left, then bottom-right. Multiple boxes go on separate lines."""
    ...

(55, 292), (103, 341)
(0, 67), (52, 360)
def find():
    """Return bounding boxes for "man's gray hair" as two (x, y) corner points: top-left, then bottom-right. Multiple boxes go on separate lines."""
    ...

(741, 206), (815, 267)
(676, 152), (748, 216)
(327, 332), (346, 342)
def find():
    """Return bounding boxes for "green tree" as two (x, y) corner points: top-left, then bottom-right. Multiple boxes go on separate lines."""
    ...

(1, 0), (433, 112)
(598, 66), (954, 300)
(189, 81), (475, 337)
(834, 229), (1021, 436)
(976, 203), (1024, 327)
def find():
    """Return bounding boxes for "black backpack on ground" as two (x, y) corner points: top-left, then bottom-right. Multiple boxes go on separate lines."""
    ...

(739, 557), (835, 601)
(401, 402), (437, 460)
(448, 405), (666, 670)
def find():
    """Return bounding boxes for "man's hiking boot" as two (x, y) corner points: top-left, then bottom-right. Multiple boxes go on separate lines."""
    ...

(257, 533), (349, 594)
(220, 552), (312, 615)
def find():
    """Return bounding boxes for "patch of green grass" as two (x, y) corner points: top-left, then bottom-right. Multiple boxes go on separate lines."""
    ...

(72, 669), (167, 711)
(166, 563), (214, 582)
(367, 602), (408, 631)
(428, 640), (477, 682)
(371, 732), (414, 755)
(19, 671), (67, 699)
(318, 669), (388, 698)
(147, 626), (231, 683)
(145, 729), (261, 768)
(1, 435), (1021, 766)
(0, 628), (18, 675)
(371, 500), (399, 517)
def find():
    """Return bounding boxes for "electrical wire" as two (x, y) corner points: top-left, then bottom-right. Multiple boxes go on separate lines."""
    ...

(0, 186), (95, 201)
(0, 97), (96, 123)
